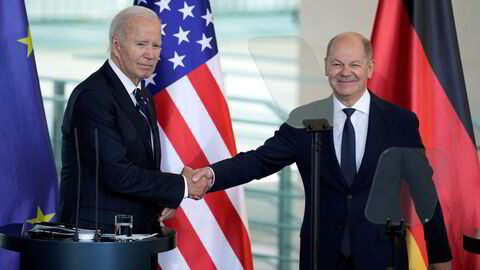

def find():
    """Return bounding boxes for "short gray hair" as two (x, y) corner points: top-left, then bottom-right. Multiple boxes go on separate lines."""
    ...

(108, 6), (160, 52)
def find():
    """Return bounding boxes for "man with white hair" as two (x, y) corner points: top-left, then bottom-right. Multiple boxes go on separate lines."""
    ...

(59, 6), (208, 233)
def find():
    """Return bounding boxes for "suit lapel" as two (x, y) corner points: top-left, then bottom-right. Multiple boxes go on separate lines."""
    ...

(102, 61), (155, 160)
(321, 129), (349, 190)
(352, 93), (391, 189)
(299, 96), (349, 190)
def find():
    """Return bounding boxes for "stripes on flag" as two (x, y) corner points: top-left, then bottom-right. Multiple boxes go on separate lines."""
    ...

(135, 0), (253, 269)
(187, 63), (237, 156)
(162, 207), (216, 269)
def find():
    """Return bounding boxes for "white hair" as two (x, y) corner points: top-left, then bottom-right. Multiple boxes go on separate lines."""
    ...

(108, 6), (160, 52)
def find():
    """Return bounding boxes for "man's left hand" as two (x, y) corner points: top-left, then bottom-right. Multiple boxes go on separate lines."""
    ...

(158, 207), (176, 222)
(429, 261), (452, 270)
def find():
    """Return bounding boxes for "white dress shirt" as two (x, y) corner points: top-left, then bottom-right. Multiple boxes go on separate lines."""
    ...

(108, 59), (188, 198)
(108, 59), (139, 105)
(108, 59), (155, 150)
(333, 90), (371, 172)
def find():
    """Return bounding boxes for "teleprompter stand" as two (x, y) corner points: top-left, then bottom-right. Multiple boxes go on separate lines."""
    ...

(303, 118), (331, 270)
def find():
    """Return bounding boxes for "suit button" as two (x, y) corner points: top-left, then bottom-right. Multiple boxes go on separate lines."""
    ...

(347, 194), (353, 200)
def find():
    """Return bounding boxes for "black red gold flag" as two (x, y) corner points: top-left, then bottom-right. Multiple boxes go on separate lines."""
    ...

(369, 0), (480, 268)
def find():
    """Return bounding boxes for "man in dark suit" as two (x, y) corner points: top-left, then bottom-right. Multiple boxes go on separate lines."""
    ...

(59, 6), (209, 234)
(193, 32), (452, 269)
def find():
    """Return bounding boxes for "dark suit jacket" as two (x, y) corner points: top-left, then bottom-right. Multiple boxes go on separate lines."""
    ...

(59, 61), (184, 233)
(210, 92), (452, 269)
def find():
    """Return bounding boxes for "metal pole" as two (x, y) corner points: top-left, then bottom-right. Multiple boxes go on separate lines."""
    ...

(278, 166), (292, 270)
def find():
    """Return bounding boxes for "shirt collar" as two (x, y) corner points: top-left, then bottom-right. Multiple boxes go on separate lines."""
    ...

(108, 59), (141, 96)
(333, 89), (371, 116)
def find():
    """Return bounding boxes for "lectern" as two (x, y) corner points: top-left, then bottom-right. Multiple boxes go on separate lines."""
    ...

(0, 223), (176, 270)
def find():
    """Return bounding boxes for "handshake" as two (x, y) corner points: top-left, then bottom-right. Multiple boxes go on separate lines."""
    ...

(181, 167), (214, 200)
(159, 167), (214, 222)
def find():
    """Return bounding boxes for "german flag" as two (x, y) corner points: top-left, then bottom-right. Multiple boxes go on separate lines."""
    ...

(368, 0), (480, 269)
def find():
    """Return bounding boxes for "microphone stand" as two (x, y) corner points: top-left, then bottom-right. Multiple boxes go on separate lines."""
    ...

(73, 127), (101, 242)
(74, 127), (81, 241)
(94, 128), (100, 242)
(303, 119), (331, 270)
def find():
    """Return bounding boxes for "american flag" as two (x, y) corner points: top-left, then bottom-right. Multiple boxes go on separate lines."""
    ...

(134, 0), (253, 269)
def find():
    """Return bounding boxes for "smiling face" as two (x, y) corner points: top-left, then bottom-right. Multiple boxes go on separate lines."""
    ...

(324, 33), (375, 106)
(111, 16), (161, 85)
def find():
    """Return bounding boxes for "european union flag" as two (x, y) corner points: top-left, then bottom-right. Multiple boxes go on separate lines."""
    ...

(0, 1), (58, 269)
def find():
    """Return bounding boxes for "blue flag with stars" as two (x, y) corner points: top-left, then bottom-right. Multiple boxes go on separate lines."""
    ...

(0, 1), (58, 269)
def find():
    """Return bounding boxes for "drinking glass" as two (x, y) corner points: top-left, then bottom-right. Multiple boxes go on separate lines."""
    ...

(115, 214), (133, 237)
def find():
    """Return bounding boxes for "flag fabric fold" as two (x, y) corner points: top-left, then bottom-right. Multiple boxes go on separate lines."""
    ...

(134, 0), (253, 269)
(0, 1), (58, 269)
(369, 0), (480, 269)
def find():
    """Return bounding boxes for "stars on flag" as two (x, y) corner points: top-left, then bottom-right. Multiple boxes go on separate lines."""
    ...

(17, 27), (33, 57)
(168, 51), (186, 69)
(197, 34), (212, 51)
(138, 0), (218, 86)
(178, 2), (195, 20)
(145, 73), (157, 87)
(26, 207), (55, 224)
(161, 23), (167, 36)
(155, 0), (171, 13)
(173, 26), (190, 45)
(201, 9), (213, 26)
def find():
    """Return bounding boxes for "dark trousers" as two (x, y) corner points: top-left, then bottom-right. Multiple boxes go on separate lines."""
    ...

(336, 255), (354, 270)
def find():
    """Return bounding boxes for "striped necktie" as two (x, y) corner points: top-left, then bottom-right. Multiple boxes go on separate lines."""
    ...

(134, 88), (153, 151)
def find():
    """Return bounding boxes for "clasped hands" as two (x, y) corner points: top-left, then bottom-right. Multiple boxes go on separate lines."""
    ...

(181, 167), (214, 200)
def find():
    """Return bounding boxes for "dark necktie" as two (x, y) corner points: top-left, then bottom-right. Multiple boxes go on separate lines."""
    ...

(134, 88), (153, 151)
(341, 108), (356, 186)
(340, 108), (356, 258)
(134, 88), (153, 130)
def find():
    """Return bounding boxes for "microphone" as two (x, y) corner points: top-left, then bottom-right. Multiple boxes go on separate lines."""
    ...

(94, 128), (100, 241)
(73, 127), (101, 242)
(74, 127), (81, 241)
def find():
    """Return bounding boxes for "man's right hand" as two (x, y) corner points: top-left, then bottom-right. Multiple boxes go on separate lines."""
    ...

(181, 167), (210, 200)
(192, 167), (214, 184)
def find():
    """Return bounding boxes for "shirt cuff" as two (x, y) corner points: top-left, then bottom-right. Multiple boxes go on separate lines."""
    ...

(182, 174), (188, 198)
(208, 167), (215, 188)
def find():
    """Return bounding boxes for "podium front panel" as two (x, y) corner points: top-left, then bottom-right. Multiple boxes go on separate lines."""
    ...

(0, 223), (176, 270)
